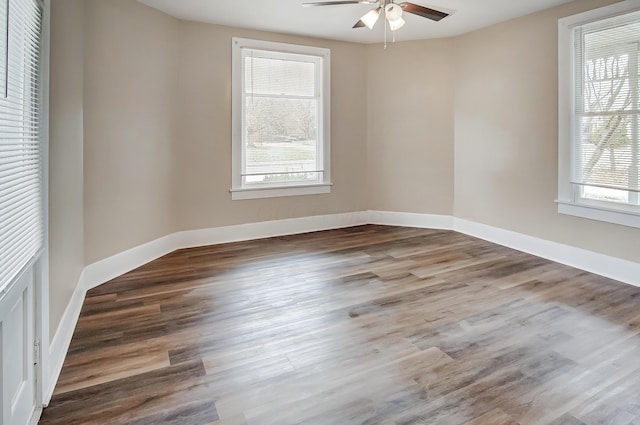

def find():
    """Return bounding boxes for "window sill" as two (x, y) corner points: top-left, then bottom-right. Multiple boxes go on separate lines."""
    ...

(230, 183), (332, 200)
(556, 199), (640, 229)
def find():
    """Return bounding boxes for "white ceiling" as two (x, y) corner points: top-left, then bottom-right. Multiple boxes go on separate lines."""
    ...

(137, 0), (575, 44)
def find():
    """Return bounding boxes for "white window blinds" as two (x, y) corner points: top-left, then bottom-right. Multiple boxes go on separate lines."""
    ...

(572, 10), (640, 192)
(0, 0), (43, 293)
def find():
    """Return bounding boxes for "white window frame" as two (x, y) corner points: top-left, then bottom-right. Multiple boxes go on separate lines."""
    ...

(230, 38), (331, 200)
(558, 0), (640, 228)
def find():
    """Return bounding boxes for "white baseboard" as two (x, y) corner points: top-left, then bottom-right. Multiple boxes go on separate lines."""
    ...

(367, 210), (454, 230)
(29, 407), (43, 425)
(76, 209), (640, 302)
(81, 211), (368, 291)
(366, 211), (640, 287)
(45, 210), (640, 404)
(172, 211), (369, 252)
(45, 269), (87, 405)
(453, 218), (640, 288)
(81, 233), (178, 292)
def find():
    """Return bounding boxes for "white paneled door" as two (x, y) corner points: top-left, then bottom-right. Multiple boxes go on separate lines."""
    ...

(0, 269), (36, 425)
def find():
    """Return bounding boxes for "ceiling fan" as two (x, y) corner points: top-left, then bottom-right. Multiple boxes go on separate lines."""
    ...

(302, 0), (450, 32)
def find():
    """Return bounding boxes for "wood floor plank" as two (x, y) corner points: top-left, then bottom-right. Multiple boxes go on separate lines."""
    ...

(53, 341), (171, 395)
(39, 225), (640, 425)
(464, 408), (521, 425)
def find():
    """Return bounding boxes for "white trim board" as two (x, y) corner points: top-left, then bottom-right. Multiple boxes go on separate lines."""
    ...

(45, 270), (87, 405)
(364, 211), (640, 287)
(45, 210), (640, 404)
(29, 408), (43, 425)
(453, 218), (640, 288)
(82, 211), (368, 292)
(367, 211), (454, 229)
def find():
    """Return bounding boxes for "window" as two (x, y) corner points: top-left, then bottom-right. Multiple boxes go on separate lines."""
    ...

(558, 1), (640, 228)
(231, 38), (331, 200)
(0, 0), (44, 293)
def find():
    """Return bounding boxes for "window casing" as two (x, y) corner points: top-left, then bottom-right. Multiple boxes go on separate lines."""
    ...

(558, 0), (640, 228)
(231, 38), (331, 200)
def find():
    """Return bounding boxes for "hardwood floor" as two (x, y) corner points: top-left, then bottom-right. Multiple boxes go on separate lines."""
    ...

(39, 225), (640, 425)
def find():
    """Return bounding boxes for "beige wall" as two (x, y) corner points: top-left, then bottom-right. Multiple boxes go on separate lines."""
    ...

(48, 0), (640, 342)
(49, 0), (85, 339)
(366, 40), (454, 214)
(452, 0), (640, 262)
(82, 0), (179, 264)
(81, 1), (368, 258)
(173, 23), (368, 231)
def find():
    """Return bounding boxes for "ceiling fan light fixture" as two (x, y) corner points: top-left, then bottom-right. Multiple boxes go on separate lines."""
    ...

(384, 3), (403, 21)
(360, 7), (381, 29)
(388, 16), (405, 31)
(304, 1), (451, 40)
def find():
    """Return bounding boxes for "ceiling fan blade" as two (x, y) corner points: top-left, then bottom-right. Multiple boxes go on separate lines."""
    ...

(303, 1), (376, 6)
(353, 19), (366, 28)
(398, 2), (449, 21)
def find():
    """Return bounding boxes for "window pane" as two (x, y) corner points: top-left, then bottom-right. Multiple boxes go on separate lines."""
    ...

(244, 97), (320, 185)
(577, 114), (635, 190)
(582, 185), (629, 204)
(573, 12), (640, 195)
(582, 53), (631, 112)
(244, 55), (315, 97)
